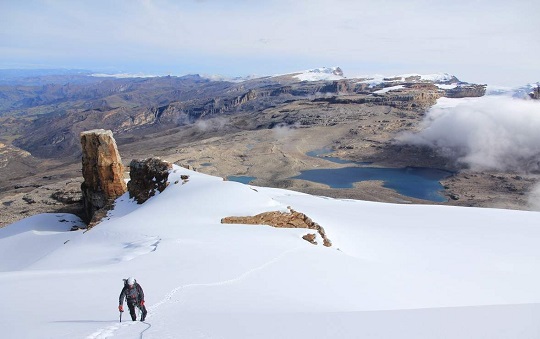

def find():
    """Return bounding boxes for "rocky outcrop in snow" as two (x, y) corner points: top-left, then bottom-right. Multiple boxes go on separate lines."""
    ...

(80, 129), (127, 224)
(127, 158), (172, 204)
(530, 84), (540, 100)
(221, 207), (332, 247)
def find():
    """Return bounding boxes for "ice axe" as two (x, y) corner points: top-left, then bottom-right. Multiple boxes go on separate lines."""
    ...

(119, 309), (123, 322)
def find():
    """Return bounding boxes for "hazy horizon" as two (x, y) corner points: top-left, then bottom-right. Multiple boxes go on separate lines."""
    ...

(1, 0), (539, 86)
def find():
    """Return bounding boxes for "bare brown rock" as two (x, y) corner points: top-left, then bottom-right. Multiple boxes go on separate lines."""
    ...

(221, 207), (332, 247)
(127, 158), (172, 204)
(80, 129), (127, 223)
(302, 233), (317, 245)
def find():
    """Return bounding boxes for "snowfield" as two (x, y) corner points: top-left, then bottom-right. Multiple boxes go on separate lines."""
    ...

(1, 166), (540, 338)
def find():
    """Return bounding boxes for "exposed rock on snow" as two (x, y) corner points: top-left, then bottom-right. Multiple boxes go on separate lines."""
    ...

(80, 129), (126, 223)
(302, 233), (318, 245)
(221, 207), (332, 247)
(530, 84), (540, 100)
(293, 67), (345, 81)
(127, 158), (173, 204)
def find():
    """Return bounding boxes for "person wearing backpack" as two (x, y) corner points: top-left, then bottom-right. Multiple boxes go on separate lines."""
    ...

(118, 277), (148, 321)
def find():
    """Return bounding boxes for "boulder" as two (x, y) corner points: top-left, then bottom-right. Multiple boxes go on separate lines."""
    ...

(127, 158), (172, 204)
(302, 233), (318, 245)
(80, 129), (126, 223)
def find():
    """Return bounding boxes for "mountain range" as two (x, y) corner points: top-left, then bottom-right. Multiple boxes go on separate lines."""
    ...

(0, 67), (538, 228)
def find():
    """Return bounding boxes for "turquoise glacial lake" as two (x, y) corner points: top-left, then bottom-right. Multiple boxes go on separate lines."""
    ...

(292, 166), (452, 202)
(295, 148), (453, 202)
(227, 149), (453, 202)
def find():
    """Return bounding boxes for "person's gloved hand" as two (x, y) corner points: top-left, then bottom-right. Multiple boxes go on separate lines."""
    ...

(140, 300), (145, 306)
(119, 305), (124, 312)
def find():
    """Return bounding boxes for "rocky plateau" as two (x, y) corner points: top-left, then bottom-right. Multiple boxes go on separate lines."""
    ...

(0, 69), (538, 228)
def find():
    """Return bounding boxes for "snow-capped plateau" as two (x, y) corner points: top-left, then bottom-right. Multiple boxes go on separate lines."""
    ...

(292, 67), (345, 81)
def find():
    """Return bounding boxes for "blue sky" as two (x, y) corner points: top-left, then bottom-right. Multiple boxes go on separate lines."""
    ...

(1, 0), (539, 86)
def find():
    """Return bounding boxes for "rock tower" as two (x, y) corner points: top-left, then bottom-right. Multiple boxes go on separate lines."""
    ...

(80, 129), (127, 223)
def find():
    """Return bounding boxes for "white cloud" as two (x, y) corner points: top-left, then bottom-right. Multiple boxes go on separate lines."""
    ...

(194, 117), (229, 131)
(271, 122), (301, 139)
(397, 96), (540, 172)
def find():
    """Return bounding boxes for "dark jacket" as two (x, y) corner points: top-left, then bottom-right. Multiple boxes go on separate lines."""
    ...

(119, 282), (145, 305)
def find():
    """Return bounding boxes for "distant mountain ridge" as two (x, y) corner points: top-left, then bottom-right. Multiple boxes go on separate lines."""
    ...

(0, 68), (97, 86)
(1, 67), (538, 228)
(0, 68), (488, 159)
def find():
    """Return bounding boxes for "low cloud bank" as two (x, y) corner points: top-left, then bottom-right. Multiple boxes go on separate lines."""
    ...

(397, 96), (540, 172)
(528, 183), (540, 211)
(194, 117), (229, 131)
(271, 122), (301, 139)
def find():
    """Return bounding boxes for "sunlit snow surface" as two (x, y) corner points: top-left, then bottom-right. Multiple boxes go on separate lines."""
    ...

(1, 166), (539, 338)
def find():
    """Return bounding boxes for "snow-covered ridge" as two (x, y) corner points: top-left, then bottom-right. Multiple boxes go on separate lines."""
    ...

(200, 73), (264, 83)
(287, 68), (453, 84)
(292, 67), (345, 81)
(356, 72), (458, 87)
(1, 165), (540, 338)
(373, 85), (405, 93)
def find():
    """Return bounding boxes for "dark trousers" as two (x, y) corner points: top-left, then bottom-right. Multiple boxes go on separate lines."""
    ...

(127, 301), (148, 321)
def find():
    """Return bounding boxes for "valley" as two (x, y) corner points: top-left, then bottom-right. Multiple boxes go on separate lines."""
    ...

(0, 69), (538, 227)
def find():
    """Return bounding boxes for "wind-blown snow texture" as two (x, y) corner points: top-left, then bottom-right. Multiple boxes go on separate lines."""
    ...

(1, 167), (539, 338)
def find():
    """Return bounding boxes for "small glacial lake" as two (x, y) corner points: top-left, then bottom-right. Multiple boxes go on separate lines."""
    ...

(227, 149), (453, 202)
(296, 149), (453, 202)
(292, 166), (452, 202)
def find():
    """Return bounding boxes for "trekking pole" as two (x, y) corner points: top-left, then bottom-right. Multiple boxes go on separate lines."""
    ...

(120, 308), (123, 322)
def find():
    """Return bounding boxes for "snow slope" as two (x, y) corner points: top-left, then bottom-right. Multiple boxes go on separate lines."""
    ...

(1, 166), (540, 338)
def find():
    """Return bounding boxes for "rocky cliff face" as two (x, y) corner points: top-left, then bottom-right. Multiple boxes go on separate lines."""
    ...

(7, 71), (489, 160)
(314, 88), (442, 112)
(127, 158), (172, 204)
(444, 84), (486, 98)
(80, 129), (127, 223)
